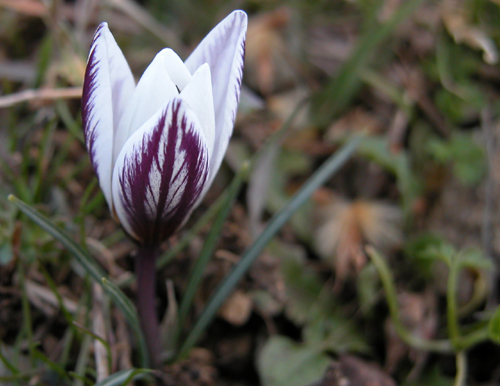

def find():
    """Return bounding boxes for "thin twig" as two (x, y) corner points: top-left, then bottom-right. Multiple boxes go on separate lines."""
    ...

(0, 87), (82, 108)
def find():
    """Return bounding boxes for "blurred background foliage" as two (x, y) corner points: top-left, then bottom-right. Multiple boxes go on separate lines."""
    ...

(2, 0), (500, 385)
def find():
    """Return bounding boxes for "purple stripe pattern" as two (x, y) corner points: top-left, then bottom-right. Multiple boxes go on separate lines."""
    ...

(117, 99), (209, 246)
(81, 26), (104, 179)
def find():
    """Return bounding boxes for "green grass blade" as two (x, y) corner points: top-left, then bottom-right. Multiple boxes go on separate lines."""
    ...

(178, 161), (250, 331)
(101, 278), (150, 368)
(176, 137), (361, 359)
(73, 333), (92, 386)
(72, 322), (112, 375)
(93, 368), (152, 386)
(8, 195), (106, 283)
(313, 0), (423, 125)
(32, 348), (71, 382)
(0, 345), (20, 374)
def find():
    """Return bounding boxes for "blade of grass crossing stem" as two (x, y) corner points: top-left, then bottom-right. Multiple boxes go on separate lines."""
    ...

(178, 161), (251, 330)
(314, 0), (423, 125)
(94, 368), (152, 386)
(156, 190), (226, 269)
(176, 137), (361, 359)
(101, 278), (150, 368)
(8, 195), (106, 283)
(157, 97), (309, 270)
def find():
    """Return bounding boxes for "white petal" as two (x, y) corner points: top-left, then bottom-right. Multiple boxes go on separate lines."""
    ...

(82, 22), (135, 210)
(179, 63), (215, 160)
(114, 49), (177, 162)
(114, 48), (192, 163)
(185, 10), (247, 188)
(111, 98), (210, 244)
(163, 48), (192, 91)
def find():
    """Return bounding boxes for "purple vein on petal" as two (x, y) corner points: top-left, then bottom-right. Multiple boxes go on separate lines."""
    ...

(117, 99), (209, 246)
(81, 25), (104, 179)
(232, 39), (246, 124)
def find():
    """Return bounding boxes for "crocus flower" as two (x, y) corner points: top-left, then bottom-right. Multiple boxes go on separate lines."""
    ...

(82, 11), (247, 247)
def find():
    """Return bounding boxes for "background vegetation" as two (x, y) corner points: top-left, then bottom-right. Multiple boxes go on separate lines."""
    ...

(1, 0), (500, 385)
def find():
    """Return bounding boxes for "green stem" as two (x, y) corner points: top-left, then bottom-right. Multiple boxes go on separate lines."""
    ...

(135, 246), (161, 368)
(459, 327), (489, 349)
(454, 351), (467, 386)
(458, 270), (488, 318)
(366, 246), (453, 353)
(447, 263), (461, 348)
(177, 162), (249, 337)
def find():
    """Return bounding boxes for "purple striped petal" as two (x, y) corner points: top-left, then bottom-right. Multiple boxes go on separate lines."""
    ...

(82, 22), (135, 209)
(185, 10), (247, 192)
(111, 98), (209, 246)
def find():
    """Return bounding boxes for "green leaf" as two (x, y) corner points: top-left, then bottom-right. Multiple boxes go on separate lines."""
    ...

(176, 137), (360, 360)
(428, 132), (485, 186)
(357, 262), (381, 315)
(303, 316), (369, 354)
(8, 195), (106, 283)
(357, 136), (419, 215)
(178, 161), (250, 329)
(456, 248), (493, 271)
(257, 336), (330, 386)
(276, 240), (368, 354)
(488, 306), (500, 345)
(101, 278), (150, 368)
(0, 243), (13, 266)
(279, 244), (323, 325)
(401, 365), (454, 386)
(93, 368), (152, 386)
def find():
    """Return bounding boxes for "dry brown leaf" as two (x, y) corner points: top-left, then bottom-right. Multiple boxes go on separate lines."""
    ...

(326, 108), (383, 142)
(219, 289), (253, 326)
(442, 0), (498, 64)
(92, 283), (109, 382)
(267, 86), (311, 129)
(245, 8), (297, 95)
(24, 279), (78, 316)
(160, 348), (218, 386)
(0, 0), (47, 16)
(315, 197), (402, 289)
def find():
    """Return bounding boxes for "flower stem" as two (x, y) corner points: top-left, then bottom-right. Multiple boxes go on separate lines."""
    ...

(447, 262), (461, 349)
(366, 246), (453, 353)
(135, 246), (161, 368)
